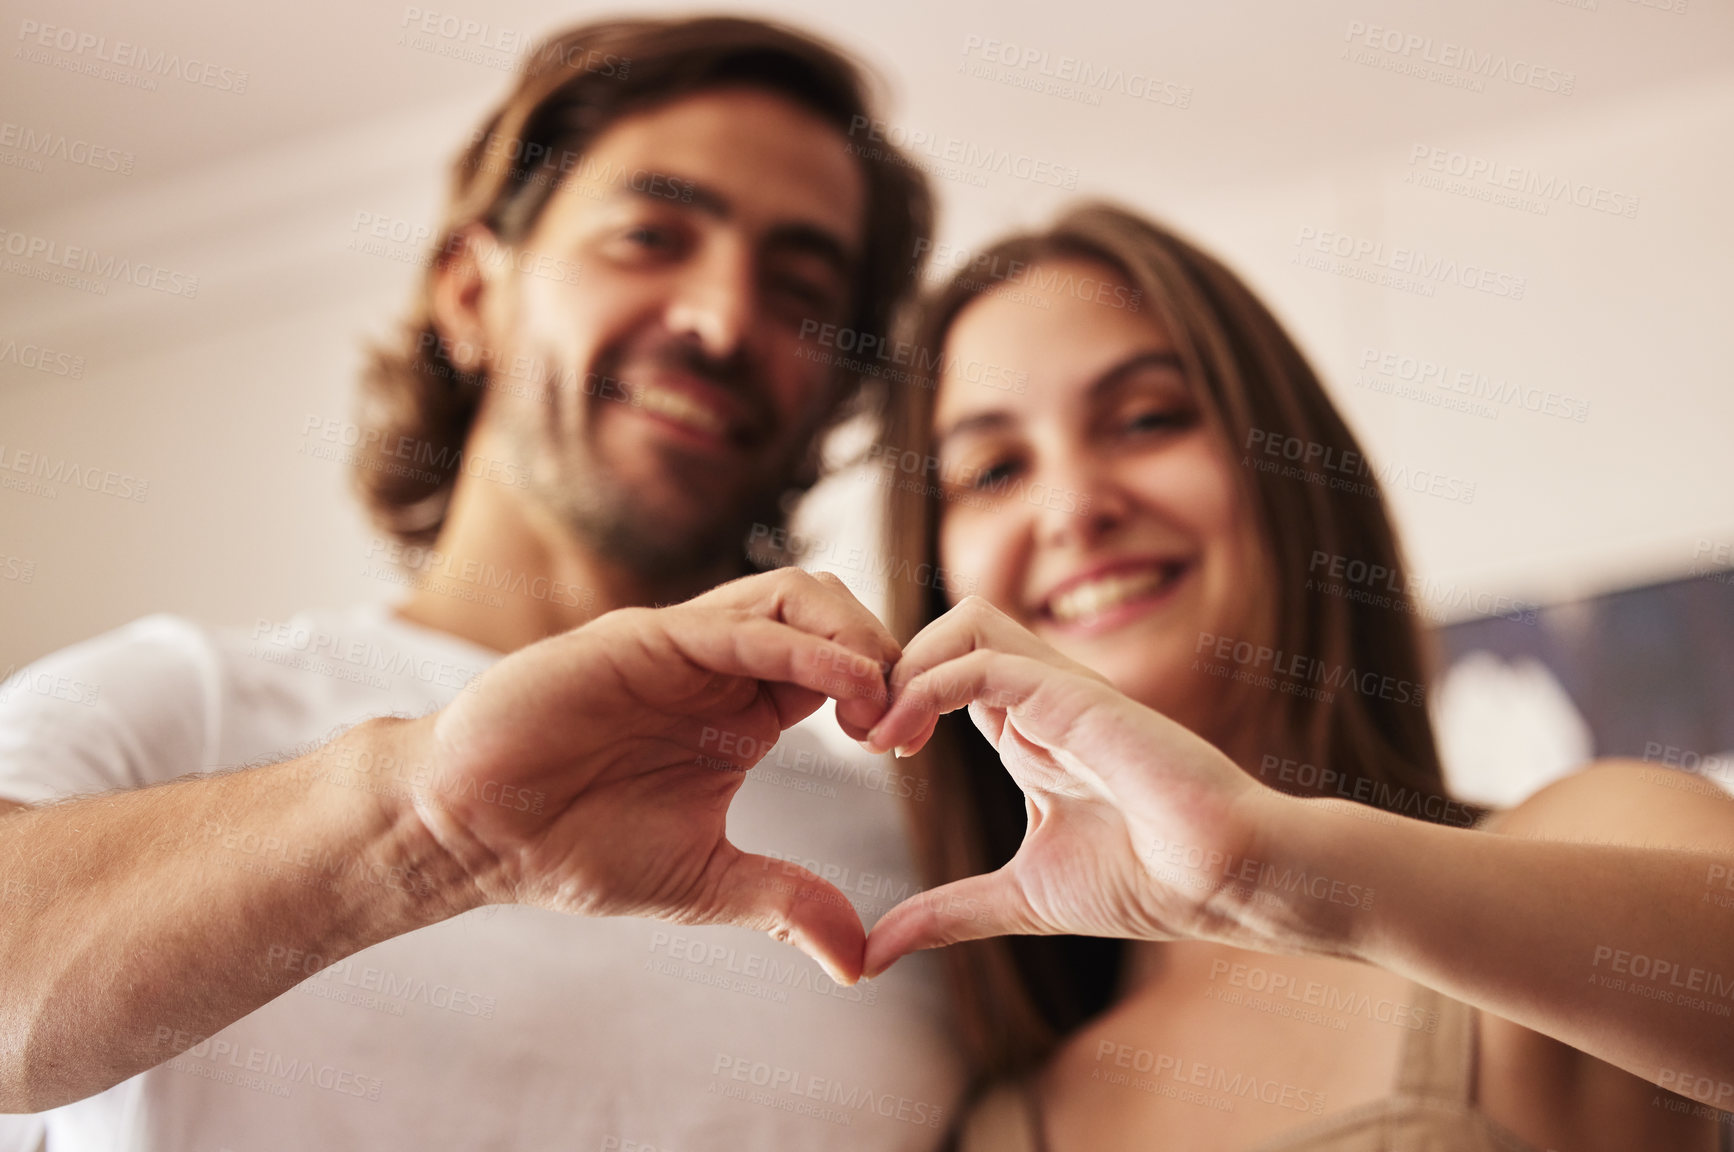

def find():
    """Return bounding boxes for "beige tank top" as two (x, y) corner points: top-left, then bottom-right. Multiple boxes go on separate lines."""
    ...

(956, 984), (1733, 1151)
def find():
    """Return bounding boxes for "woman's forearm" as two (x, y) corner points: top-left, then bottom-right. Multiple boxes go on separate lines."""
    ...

(1239, 793), (1734, 1094)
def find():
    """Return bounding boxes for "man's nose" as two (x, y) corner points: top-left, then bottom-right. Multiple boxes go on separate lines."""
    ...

(664, 242), (755, 360)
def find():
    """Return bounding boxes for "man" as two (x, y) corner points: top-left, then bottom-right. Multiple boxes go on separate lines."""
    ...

(0, 17), (962, 1149)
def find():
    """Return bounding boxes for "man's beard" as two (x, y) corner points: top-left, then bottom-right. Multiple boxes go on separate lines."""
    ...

(498, 335), (805, 584)
(529, 440), (787, 582)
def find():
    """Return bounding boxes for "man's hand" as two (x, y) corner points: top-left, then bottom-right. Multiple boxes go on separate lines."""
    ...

(404, 569), (898, 983)
(858, 597), (1267, 977)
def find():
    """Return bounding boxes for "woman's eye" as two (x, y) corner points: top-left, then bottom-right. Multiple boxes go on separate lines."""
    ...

(968, 459), (1022, 491)
(1122, 408), (1190, 434)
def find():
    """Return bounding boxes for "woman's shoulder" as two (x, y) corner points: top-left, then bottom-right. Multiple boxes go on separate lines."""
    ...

(1478, 757), (1734, 853)
(1472, 758), (1734, 1146)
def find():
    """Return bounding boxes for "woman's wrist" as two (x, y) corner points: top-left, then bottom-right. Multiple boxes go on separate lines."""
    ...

(1221, 788), (1396, 960)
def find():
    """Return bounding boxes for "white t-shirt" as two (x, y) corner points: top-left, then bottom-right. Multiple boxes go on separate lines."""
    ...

(0, 604), (966, 1151)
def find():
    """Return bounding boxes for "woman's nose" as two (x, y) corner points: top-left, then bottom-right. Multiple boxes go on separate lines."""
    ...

(1033, 451), (1130, 548)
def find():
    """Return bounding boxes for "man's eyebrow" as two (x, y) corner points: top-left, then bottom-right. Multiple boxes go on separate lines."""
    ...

(617, 177), (855, 277)
(611, 176), (731, 216)
(933, 350), (1186, 451)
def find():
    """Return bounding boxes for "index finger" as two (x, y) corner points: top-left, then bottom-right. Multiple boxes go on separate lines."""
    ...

(805, 571), (900, 733)
(867, 648), (1056, 755)
(700, 569), (898, 707)
(886, 596), (1088, 702)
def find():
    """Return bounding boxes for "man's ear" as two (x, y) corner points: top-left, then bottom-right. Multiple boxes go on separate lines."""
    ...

(430, 223), (508, 375)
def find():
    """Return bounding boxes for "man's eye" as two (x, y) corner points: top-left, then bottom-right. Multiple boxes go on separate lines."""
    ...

(601, 223), (689, 267)
(625, 226), (675, 251)
(772, 276), (828, 305)
(768, 272), (843, 321)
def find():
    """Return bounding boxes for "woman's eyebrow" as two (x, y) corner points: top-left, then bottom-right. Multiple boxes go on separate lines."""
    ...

(1088, 350), (1186, 400)
(934, 349), (1186, 449)
(933, 410), (1015, 453)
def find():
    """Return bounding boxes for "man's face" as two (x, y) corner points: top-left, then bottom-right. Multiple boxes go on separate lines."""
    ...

(468, 87), (866, 576)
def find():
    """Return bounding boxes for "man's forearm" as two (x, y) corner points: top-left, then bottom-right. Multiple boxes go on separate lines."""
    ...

(0, 715), (482, 1112)
(1245, 795), (1734, 1089)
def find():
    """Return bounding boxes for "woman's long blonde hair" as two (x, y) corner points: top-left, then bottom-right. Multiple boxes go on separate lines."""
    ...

(879, 202), (1473, 1091)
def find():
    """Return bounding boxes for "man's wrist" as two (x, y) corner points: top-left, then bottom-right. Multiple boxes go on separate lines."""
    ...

(315, 715), (491, 929)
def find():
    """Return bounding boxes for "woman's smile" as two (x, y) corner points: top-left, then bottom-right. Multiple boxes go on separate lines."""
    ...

(1033, 556), (1195, 635)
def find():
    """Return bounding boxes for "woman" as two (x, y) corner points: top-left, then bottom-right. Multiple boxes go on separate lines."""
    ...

(858, 203), (1734, 1150)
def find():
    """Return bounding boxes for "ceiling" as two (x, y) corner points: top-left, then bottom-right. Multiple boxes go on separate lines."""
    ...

(5, 0), (1730, 225)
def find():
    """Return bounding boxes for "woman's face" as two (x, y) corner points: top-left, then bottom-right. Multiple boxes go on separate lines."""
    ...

(933, 257), (1272, 737)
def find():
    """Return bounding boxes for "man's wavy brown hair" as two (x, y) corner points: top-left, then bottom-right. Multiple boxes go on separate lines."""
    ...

(354, 16), (933, 545)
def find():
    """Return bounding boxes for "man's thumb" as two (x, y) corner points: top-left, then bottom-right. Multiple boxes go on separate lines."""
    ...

(711, 849), (868, 985)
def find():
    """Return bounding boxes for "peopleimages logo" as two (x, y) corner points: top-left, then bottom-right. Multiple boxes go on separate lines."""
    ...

(1090, 1040), (1328, 1116)
(1340, 21), (1575, 95)
(1304, 549), (1539, 628)
(646, 930), (881, 1007)
(0, 120), (134, 174)
(0, 442), (150, 502)
(1206, 958), (1442, 1033)
(957, 35), (1193, 109)
(1292, 227), (1525, 301)
(15, 19), (250, 93)
(1405, 145), (1639, 220)
(1589, 945), (1734, 1017)
(1243, 428), (1477, 507)
(348, 210), (586, 282)
(249, 618), (486, 694)
(1142, 835), (1377, 912)
(0, 227), (199, 297)
(709, 1054), (946, 1129)
(398, 7), (630, 79)
(155, 1028), (383, 1100)
(910, 240), (1142, 311)
(0, 338), (84, 378)
(1194, 630), (1427, 708)
(846, 116), (1080, 190)
(795, 319), (1033, 391)
(1355, 347), (1589, 424)
(1257, 754), (1478, 826)
(0, 664), (100, 707)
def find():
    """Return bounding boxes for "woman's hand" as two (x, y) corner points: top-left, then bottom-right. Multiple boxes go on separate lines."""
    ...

(860, 596), (1278, 977)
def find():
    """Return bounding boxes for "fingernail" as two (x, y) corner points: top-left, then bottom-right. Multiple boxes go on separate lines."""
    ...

(893, 745), (913, 759)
